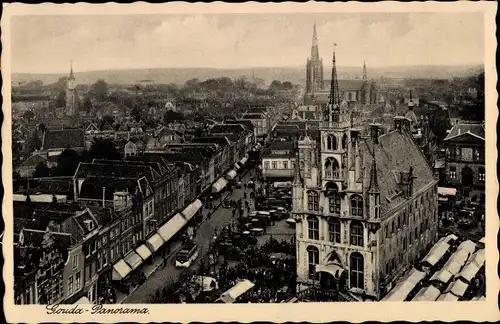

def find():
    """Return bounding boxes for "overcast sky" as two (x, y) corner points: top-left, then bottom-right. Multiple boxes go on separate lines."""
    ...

(11, 13), (484, 73)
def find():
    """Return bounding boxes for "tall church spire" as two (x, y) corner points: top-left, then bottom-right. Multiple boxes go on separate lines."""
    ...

(328, 44), (341, 107)
(69, 60), (75, 80)
(311, 23), (319, 60)
(363, 60), (367, 81)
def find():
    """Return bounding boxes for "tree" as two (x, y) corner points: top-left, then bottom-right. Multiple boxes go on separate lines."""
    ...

(55, 89), (66, 108)
(282, 81), (293, 90)
(53, 149), (81, 176)
(82, 96), (93, 113)
(164, 110), (184, 123)
(22, 110), (35, 123)
(101, 115), (115, 127)
(27, 133), (42, 153)
(89, 139), (121, 161)
(33, 162), (51, 178)
(90, 79), (109, 102)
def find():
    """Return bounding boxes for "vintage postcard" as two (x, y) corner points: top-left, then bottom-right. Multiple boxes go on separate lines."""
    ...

(2, 1), (498, 323)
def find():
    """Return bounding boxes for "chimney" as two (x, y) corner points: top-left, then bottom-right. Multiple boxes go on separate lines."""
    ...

(369, 123), (381, 144)
(394, 116), (410, 133)
(400, 171), (410, 198)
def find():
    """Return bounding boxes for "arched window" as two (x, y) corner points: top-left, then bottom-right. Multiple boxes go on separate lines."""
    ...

(342, 134), (348, 149)
(328, 218), (341, 243)
(326, 134), (337, 150)
(350, 221), (364, 247)
(350, 252), (364, 290)
(328, 192), (341, 214)
(307, 246), (320, 279)
(307, 190), (319, 212)
(324, 158), (340, 179)
(307, 216), (319, 240)
(351, 195), (364, 217)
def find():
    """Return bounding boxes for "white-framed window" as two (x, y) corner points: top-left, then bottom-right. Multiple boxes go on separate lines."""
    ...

(307, 216), (320, 240)
(449, 166), (456, 179)
(283, 161), (288, 169)
(479, 167), (485, 181)
(75, 271), (81, 291)
(72, 255), (78, 269)
(272, 161), (277, 169)
(68, 276), (73, 295)
(264, 161), (270, 169)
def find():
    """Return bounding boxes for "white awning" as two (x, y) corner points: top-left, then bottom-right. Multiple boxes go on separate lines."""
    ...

(457, 261), (481, 283)
(421, 242), (450, 267)
(412, 285), (441, 301)
(239, 156), (248, 165)
(136, 244), (152, 261)
(234, 163), (241, 170)
(181, 199), (203, 221)
(226, 170), (237, 180)
(448, 280), (469, 297)
(146, 233), (164, 252)
(124, 251), (143, 270)
(437, 292), (459, 301)
(212, 178), (228, 193)
(112, 259), (132, 280)
(157, 213), (187, 242)
(438, 187), (457, 197)
(383, 268), (426, 301)
(457, 240), (477, 254)
(221, 279), (254, 300)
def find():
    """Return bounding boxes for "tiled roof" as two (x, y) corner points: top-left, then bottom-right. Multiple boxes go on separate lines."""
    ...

(192, 136), (232, 147)
(232, 120), (255, 131)
(262, 141), (296, 158)
(75, 162), (158, 183)
(79, 176), (139, 200)
(209, 124), (247, 135)
(242, 113), (265, 119)
(360, 129), (436, 215)
(444, 123), (485, 141)
(26, 177), (74, 195)
(19, 154), (47, 168)
(42, 128), (85, 151)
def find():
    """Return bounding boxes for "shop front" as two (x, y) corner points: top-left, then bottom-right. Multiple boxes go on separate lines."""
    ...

(182, 199), (203, 232)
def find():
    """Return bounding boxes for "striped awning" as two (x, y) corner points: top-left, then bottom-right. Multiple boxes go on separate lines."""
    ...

(136, 244), (152, 260)
(112, 259), (132, 280)
(124, 251), (143, 270)
(226, 170), (237, 180)
(146, 233), (164, 252)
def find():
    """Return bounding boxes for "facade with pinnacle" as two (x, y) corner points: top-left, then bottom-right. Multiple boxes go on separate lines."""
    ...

(294, 47), (439, 300)
(304, 25), (378, 106)
(66, 61), (78, 116)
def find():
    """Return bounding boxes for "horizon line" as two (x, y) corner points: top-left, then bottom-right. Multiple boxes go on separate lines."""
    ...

(12, 62), (485, 75)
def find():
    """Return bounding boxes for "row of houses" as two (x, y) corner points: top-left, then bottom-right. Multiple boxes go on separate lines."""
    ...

(13, 119), (259, 305)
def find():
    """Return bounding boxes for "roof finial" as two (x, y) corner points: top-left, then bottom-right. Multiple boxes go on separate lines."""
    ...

(328, 43), (340, 107)
(368, 153), (379, 193)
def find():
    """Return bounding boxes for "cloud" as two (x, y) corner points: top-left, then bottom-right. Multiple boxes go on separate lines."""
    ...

(10, 13), (484, 73)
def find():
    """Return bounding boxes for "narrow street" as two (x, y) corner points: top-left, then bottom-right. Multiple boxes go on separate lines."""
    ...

(122, 168), (256, 303)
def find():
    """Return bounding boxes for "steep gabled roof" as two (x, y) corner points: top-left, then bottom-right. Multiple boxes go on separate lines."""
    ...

(444, 123), (485, 141)
(360, 129), (436, 215)
(75, 162), (159, 183)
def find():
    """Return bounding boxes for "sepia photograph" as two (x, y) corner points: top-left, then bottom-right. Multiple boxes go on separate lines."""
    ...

(1, 2), (498, 323)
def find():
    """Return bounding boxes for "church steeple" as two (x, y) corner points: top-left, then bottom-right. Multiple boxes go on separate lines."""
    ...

(328, 44), (341, 107)
(311, 23), (319, 59)
(363, 60), (367, 81)
(69, 60), (75, 80)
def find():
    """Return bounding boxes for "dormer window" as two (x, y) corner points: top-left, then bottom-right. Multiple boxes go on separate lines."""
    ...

(84, 219), (94, 232)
